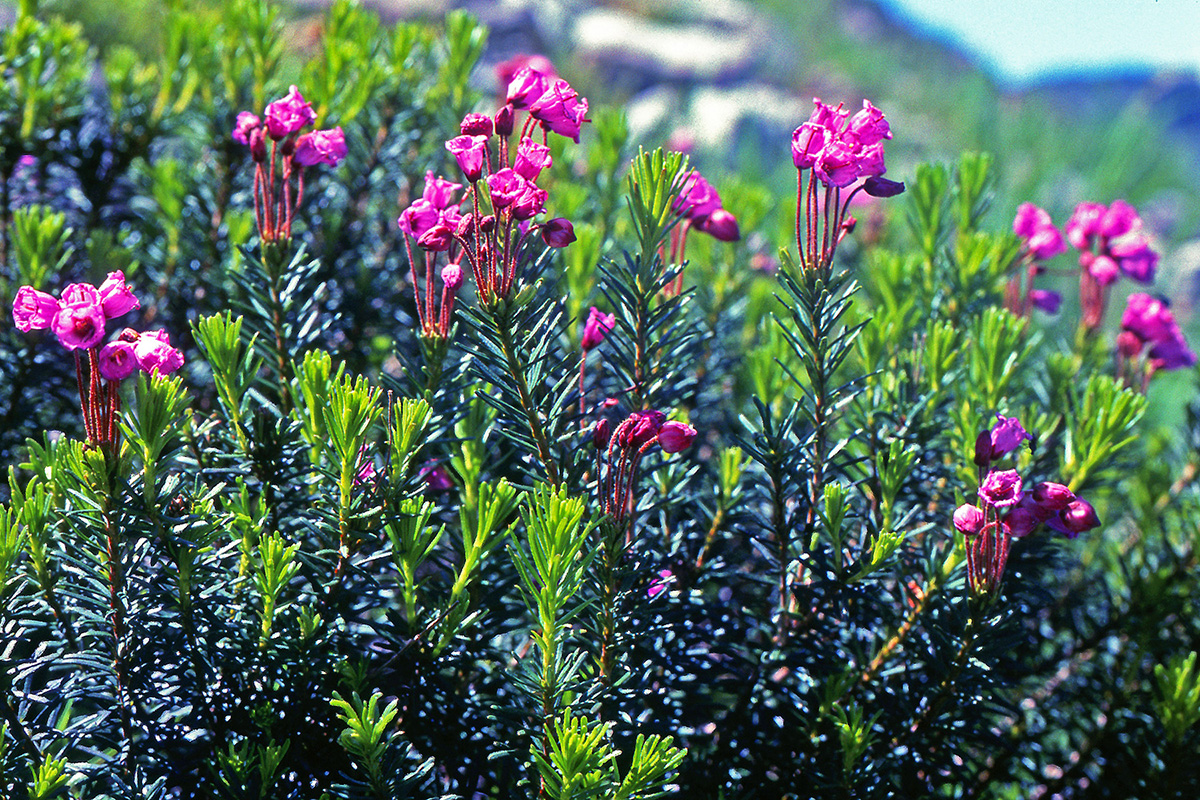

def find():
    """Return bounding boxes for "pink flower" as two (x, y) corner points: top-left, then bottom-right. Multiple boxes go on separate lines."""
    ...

(97, 271), (140, 318)
(791, 122), (828, 169)
(420, 462), (455, 492)
(417, 224), (454, 252)
(52, 285), (106, 350)
(1065, 202), (1106, 251)
(1121, 293), (1178, 343)
(1013, 203), (1051, 238)
(97, 340), (138, 381)
(233, 111), (260, 145)
(808, 98), (849, 131)
(581, 306), (616, 350)
(459, 112), (494, 137)
(441, 264), (464, 291)
(1024, 226), (1067, 261)
(496, 54), (556, 94)
(620, 410), (666, 449)
(494, 104), (515, 137)
(592, 418), (612, 449)
(697, 208), (740, 242)
(541, 218), (576, 248)
(989, 414), (1032, 459)
(674, 171), (722, 220)
(506, 66), (554, 110)
(1087, 254), (1121, 286)
(512, 138), (553, 181)
(134, 329), (184, 375)
(486, 168), (528, 210)
(446, 135), (488, 182)
(529, 78), (589, 142)
(978, 469), (1023, 508)
(264, 85), (316, 140)
(647, 568), (673, 598)
(657, 421), (697, 453)
(1046, 498), (1100, 539)
(845, 99), (892, 146)
(1148, 335), (1197, 371)
(1098, 199), (1140, 239)
(1029, 289), (1062, 314)
(854, 142), (887, 179)
(12, 286), (59, 332)
(1110, 235), (1158, 283)
(511, 184), (548, 221)
(813, 140), (859, 188)
(1031, 481), (1074, 511)
(953, 504), (985, 536)
(421, 172), (463, 210)
(398, 199), (440, 240)
(293, 127), (347, 167)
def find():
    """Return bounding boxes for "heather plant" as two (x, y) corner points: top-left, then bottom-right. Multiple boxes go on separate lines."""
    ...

(2, 2), (1200, 799)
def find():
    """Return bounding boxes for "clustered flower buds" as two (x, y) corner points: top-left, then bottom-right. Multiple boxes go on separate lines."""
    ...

(1117, 293), (1197, 388)
(12, 273), (183, 446)
(1008, 203), (1067, 317)
(594, 411), (697, 532)
(233, 85), (347, 242)
(396, 171), (469, 339)
(956, 414), (1099, 595)
(1064, 200), (1159, 329)
(418, 55), (585, 309)
(790, 98), (904, 271)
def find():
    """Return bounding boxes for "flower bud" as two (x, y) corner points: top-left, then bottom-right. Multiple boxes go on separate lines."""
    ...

(541, 218), (576, 248)
(1031, 481), (1074, 511)
(953, 504), (985, 536)
(494, 104), (515, 137)
(973, 430), (992, 468)
(441, 264), (464, 291)
(863, 176), (905, 197)
(460, 112), (494, 137)
(249, 128), (268, 163)
(658, 421), (697, 453)
(455, 213), (475, 239)
(479, 214), (497, 234)
(592, 418), (612, 450)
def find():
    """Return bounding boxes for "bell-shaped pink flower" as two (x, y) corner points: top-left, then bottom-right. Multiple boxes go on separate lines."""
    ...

(697, 208), (740, 242)
(529, 78), (589, 142)
(846, 99), (892, 146)
(657, 421), (697, 453)
(541, 218), (576, 248)
(420, 462), (455, 492)
(1047, 498), (1100, 538)
(854, 142), (887, 179)
(1098, 199), (1140, 239)
(264, 85), (316, 140)
(953, 504), (985, 536)
(1121, 293), (1177, 343)
(511, 185), (548, 221)
(989, 414), (1032, 459)
(814, 140), (859, 187)
(1087, 254), (1120, 286)
(1065, 202), (1106, 251)
(1024, 226), (1067, 261)
(421, 172), (463, 211)
(674, 171), (722, 220)
(486, 168), (528, 210)
(791, 122), (827, 169)
(621, 410), (666, 449)
(98, 271), (140, 318)
(1031, 481), (1074, 511)
(398, 199), (440, 240)
(978, 469), (1023, 508)
(12, 286), (60, 332)
(233, 111), (261, 145)
(581, 306), (616, 350)
(97, 340), (139, 381)
(512, 138), (553, 181)
(293, 127), (347, 166)
(460, 112), (494, 137)
(445, 135), (489, 182)
(417, 224), (454, 252)
(1110, 235), (1158, 283)
(496, 54), (556, 93)
(808, 98), (849, 131)
(134, 329), (184, 375)
(1013, 203), (1052, 239)
(506, 66), (555, 110)
(52, 285), (106, 350)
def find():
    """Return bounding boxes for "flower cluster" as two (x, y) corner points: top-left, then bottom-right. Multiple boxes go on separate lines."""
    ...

(663, 170), (740, 296)
(433, 61), (584, 304)
(1118, 293), (1197, 386)
(233, 85), (347, 242)
(1066, 200), (1159, 329)
(1009, 203), (1067, 316)
(396, 171), (469, 338)
(955, 414), (1100, 595)
(593, 411), (696, 532)
(12, 273), (183, 445)
(790, 98), (904, 270)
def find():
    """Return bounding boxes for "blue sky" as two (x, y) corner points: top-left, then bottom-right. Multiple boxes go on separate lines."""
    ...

(878, 0), (1200, 85)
